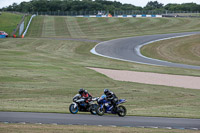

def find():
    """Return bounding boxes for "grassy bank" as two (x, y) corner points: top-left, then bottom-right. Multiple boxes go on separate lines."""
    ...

(0, 38), (200, 118)
(0, 12), (23, 36)
(26, 15), (200, 77)
(1, 123), (199, 133)
(141, 34), (200, 66)
(1, 15), (200, 118)
(27, 16), (200, 41)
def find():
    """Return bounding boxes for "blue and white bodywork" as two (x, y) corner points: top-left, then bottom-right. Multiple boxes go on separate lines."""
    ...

(96, 95), (127, 117)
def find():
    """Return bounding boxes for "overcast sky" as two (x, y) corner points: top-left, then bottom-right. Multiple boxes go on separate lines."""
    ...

(0, 0), (200, 8)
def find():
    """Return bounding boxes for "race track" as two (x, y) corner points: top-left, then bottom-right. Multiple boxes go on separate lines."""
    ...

(91, 32), (200, 69)
(0, 112), (200, 130)
(1, 32), (200, 130)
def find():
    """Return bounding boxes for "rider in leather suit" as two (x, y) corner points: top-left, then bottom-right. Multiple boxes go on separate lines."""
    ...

(79, 88), (92, 107)
(104, 89), (118, 111)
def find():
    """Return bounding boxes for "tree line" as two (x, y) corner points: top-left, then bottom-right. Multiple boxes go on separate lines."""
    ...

(1, 0), (200, 15)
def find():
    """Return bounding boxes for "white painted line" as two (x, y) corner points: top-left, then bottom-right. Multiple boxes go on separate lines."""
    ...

(135, 34), (195, 65)
(90, 42), (154, 66)
(163, 127), (172, 129)
(109, 125), (117, 127)
(19, 122), (26, 124)
(98, 125), (102, 127)
(90, 33), (197, 67)
(123, 126), (131, 128)
(149, 126), (159, 129)
(191, 128), (199, 130)
(35, 123), (42, 125)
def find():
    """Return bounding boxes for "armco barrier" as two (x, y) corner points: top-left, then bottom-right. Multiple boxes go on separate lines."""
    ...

(76, 14), (162, 18)
(76, 15), (109, 17)
(22, 14), (36, 38)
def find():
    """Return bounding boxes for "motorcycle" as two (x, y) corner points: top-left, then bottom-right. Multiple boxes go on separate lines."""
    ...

(69, 94), (99, 115)
(96, 95), (127, 117)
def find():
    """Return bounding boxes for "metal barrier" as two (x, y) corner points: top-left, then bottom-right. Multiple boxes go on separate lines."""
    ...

(22, 14), (36, 38)
(76, 14), (162, 18)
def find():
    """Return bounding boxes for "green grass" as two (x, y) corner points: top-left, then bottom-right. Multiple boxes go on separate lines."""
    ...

(0, 12), (31, 37)
(0, 38), (200, 118)
(0, 12), (23, 36)
(27, 16), (200, 41)
(2, 123), (199, 133)
(1, 15), (200, 118)
(141, 34), (200, 66)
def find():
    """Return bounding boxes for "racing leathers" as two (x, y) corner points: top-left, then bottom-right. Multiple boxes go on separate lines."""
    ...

(80, 90), (92, 108)
(81, 91), (92, 103)
(105, 91), (118, 111)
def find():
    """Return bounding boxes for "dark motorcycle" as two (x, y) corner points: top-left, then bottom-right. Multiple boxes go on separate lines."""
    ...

(69, 94), (99, 115)
(96, 95), (127, 117)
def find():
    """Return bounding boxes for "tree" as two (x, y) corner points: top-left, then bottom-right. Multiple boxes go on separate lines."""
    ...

(144, 1), (163, 10)
(1, 0), (199, 14)
(164, 3), (200, 12)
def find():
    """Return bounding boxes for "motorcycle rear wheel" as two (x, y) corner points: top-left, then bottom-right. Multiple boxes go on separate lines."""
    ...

(117, 105), (126, 117)
(69, 104), (79, 114)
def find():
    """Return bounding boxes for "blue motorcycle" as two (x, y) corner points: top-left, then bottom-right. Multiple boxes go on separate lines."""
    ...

(96, 95), (127, 117)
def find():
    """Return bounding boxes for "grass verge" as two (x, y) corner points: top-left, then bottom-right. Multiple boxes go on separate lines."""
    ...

(0, 123), (199, 133)
(27, 16), (200, 41)
(141, 34), (200, 66)
(0, 38), (200, 118)
(1, 15), (200, 118)
(0, 12), (23, 36)
(27, 16), (200, 76)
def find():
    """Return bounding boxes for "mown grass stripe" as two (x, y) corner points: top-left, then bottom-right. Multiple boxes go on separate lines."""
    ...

(65, 17), (86, 38)
(26, 16), (200, 40)
(1, 15), (200, 119)
(26, 16), (44, 38)
(54, 17), (70, 37)
(42, 16), (56, 37)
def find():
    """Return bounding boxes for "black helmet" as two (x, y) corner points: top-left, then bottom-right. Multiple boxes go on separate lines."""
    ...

(104, 89), (110, 95)
(79, 88), (84, 94)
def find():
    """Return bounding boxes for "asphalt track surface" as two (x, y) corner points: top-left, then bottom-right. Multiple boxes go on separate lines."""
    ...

(91, 32), (200, 69)
(0, 112), (200, 130)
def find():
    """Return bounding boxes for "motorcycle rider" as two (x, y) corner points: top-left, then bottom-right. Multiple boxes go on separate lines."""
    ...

(104, 89), (118, 111)
(79, 88), (92, 107)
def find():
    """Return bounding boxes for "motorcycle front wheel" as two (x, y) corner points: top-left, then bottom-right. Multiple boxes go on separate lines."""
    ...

(90, 104), (97, 115)
(69, 104), (79, 114)
(117, 105), (126, 117)
(96, 105), (105, 116)
(90, 109), (97, 115)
